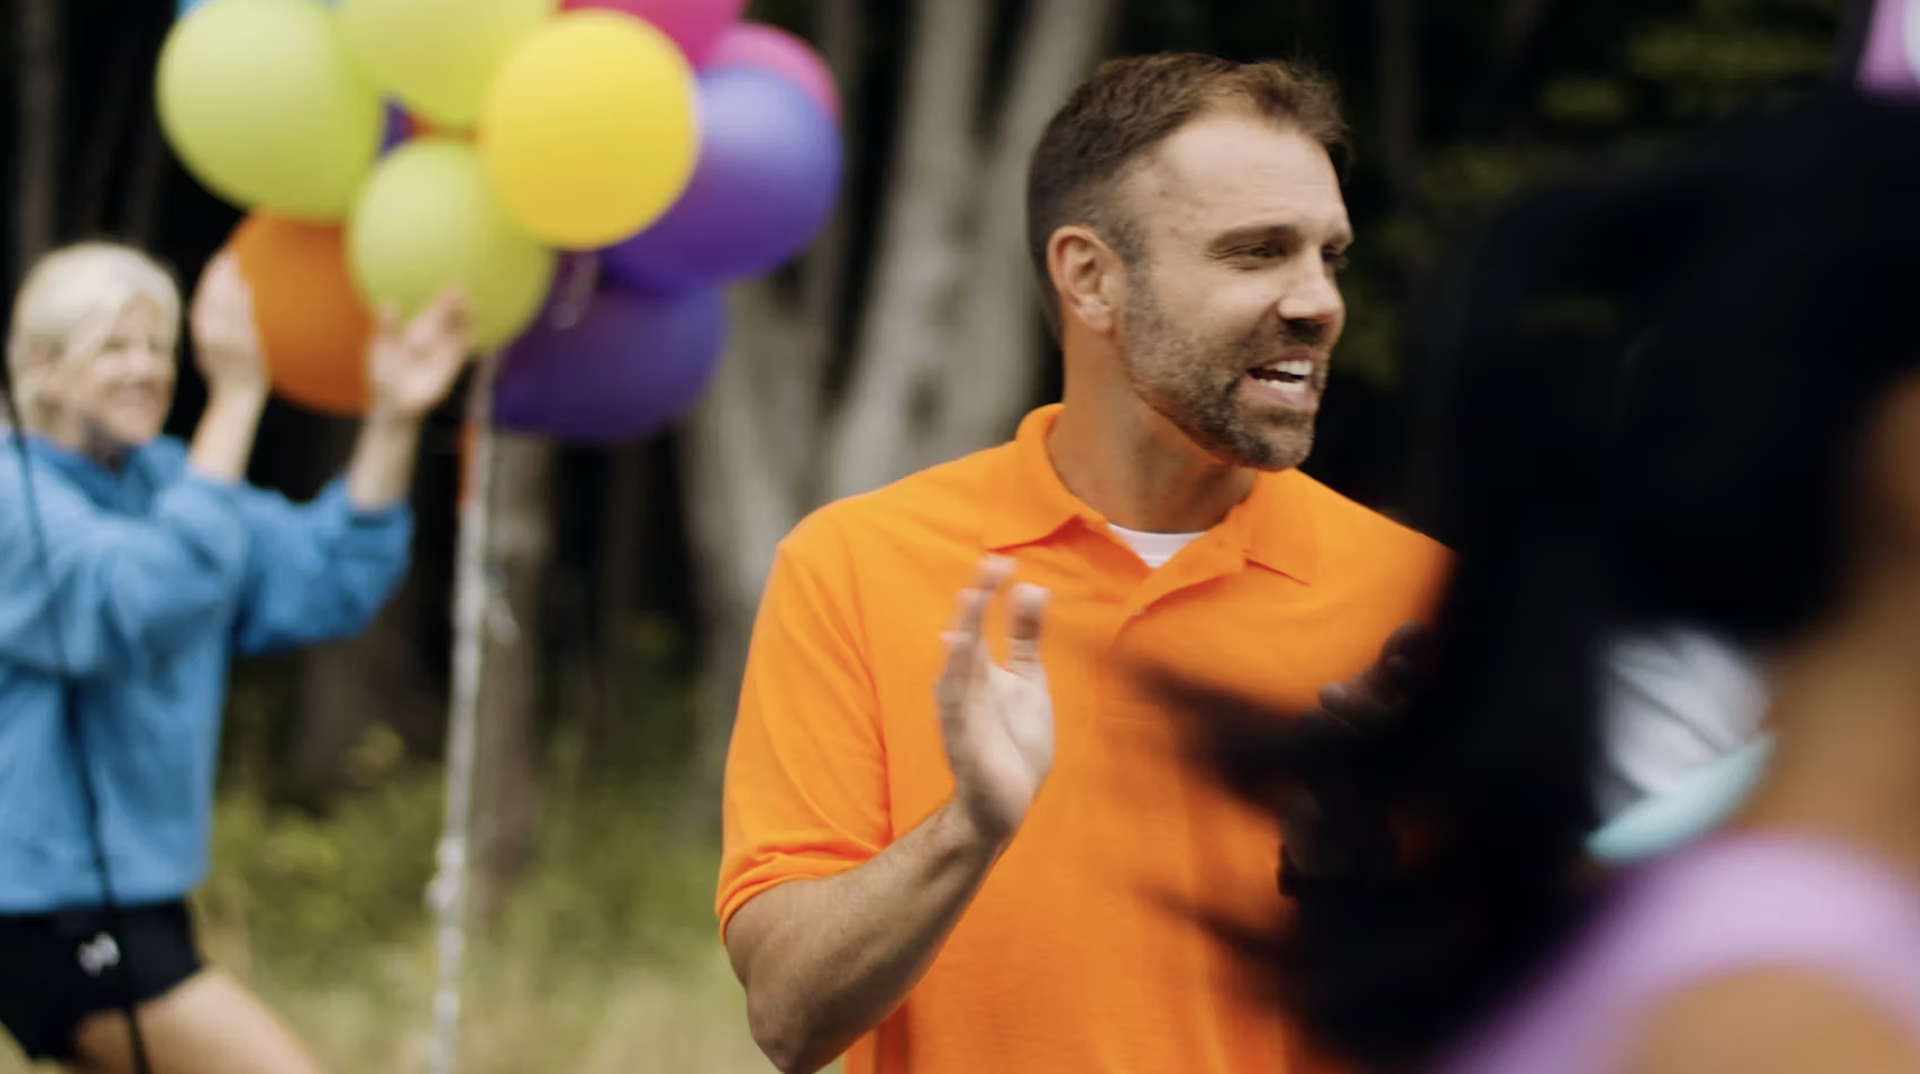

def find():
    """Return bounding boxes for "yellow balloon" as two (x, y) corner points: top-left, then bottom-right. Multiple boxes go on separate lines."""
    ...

(480, 10), (699, 250)
(337, 0), (556, 131)
(349, 140), (556, 348)
(156, 0), (383, 220)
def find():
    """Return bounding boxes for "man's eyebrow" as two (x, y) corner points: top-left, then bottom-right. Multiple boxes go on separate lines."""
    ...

(1206, 221), (1354, 251)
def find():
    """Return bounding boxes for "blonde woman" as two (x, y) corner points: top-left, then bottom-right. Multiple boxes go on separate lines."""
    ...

(0, 243), (473, 1073)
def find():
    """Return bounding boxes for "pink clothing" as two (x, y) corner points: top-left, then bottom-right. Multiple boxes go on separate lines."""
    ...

(1433, 835), (1920, 1074)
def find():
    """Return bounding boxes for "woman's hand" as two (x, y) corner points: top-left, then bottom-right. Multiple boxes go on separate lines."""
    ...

(366, 288), (476, 422)
(188, 253), (268, 401)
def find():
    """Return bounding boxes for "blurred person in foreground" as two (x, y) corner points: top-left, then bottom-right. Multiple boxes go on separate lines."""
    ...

(0, 243), (473, 1074)
(717, 52), (1452, 1074)
(1171, 90), (1920, 1074)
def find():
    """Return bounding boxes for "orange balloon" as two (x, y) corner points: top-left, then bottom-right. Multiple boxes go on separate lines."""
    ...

(227, 213), (375, 417)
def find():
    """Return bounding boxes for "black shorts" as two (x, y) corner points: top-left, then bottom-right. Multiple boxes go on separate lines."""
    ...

(0, 900), (205, 1061)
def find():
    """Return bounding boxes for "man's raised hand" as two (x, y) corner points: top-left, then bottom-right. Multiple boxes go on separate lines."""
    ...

(936, 556), (1054, 848)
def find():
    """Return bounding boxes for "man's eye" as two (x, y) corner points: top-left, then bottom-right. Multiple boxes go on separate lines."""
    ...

(1325, 249), (1351, 272)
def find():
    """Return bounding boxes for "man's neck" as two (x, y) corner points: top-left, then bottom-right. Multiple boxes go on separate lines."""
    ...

(1046, 386), (1255, 534)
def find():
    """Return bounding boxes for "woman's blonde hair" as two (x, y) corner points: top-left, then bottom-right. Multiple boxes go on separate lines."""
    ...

(5, 242), (182, 427)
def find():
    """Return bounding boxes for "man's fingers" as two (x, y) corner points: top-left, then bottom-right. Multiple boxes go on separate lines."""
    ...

(1006, 583), (1049, 676)
(945, 556), (1013, 637)
(937, 564), (1005, 712)
(942, 586), (992, 661)
(974, 554), (1015, 594)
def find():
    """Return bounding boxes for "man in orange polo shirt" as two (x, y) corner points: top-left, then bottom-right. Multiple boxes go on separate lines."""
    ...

(718, 53), (1450, 1074)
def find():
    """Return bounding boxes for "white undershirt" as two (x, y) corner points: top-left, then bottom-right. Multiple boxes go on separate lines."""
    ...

(1109, 524), (1204, 569)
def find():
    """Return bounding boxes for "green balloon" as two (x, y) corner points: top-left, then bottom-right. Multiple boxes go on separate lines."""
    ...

(350, 140), (556, 348)
(157, 0), (383, 220)
(338, 0), (558, 130)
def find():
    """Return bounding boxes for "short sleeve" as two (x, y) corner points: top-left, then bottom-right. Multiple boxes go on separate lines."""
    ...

(716, 520), (890, 939)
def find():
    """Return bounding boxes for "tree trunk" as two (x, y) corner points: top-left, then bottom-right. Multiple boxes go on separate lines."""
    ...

(923, 0), (1117, 468)
(15, 0), (61, 281)
(465, 433), (555, 927)
(290, 422), (440, 802)
(124, 109), (170, 249)
(821, 0), (993, 503)
(290, 580), (440, 800)
(1378, 0), (1421, 214)
(831, 0), (1114, 493)
(1476, 0), (1556, 131)
(75, 29), (137, 238)
(591, 443), (648, 746)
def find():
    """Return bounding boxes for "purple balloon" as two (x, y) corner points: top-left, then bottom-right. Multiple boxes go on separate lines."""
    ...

(495, 279), (726, 443)
(601, 68), (843, 291)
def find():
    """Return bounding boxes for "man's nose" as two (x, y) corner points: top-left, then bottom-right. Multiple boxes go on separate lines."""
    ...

(1276, 259), (1344, 329)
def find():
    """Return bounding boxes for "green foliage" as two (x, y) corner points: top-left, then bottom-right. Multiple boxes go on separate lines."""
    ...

(203, 611), (715, 991)
(200, 756), (445, 981)
(547, 611), (708, 794)
(1330, 268), (1402, 390)
(205, 734), (718, 989)
(1540, 78), (1632, 125)
(185, 734), (747, 1072)
(1629, 22), (1834, 115)
(172, 616), (759, 1073)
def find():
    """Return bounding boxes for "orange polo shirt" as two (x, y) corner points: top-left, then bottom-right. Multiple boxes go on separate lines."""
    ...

(719, 404), (1451, 1074)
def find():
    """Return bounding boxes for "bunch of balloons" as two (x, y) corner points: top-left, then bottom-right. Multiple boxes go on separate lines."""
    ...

(159, 0), (843, 441)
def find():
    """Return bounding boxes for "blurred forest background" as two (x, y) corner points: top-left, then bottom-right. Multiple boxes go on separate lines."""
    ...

(1, 0), (1860, 1070)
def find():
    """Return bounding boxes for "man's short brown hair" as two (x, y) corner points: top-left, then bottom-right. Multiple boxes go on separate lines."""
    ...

(1026, 53), (1348, 338)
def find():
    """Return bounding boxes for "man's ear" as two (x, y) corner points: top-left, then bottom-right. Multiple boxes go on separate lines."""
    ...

(1049, 225), (1127, 337)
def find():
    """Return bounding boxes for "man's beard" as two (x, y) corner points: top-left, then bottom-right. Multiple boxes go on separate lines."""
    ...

(1118, 276), (1322, 472)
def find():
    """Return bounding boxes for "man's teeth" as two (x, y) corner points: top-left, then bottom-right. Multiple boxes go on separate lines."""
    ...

(1255, 359), (1314, 382)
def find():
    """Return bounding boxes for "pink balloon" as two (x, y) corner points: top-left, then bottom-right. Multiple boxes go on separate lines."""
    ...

(703, 22), (840, 123)
(559, 0), (747, 67)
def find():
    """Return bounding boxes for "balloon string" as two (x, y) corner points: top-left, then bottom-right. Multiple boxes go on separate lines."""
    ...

(549, 252), (601, 333)
(427, 347), (503, 1074)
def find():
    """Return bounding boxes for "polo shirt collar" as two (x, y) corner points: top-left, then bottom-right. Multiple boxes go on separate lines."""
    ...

(982, 404), (1319, 584)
